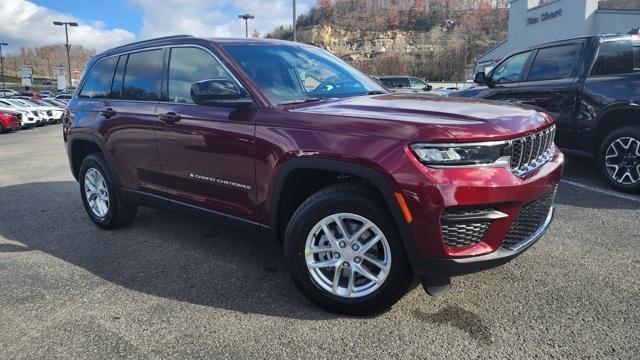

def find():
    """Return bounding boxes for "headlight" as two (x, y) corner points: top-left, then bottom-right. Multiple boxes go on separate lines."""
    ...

(410, 141), (508, 166)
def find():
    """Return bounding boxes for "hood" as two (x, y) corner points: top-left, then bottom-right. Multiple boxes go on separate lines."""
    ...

(290, 93), (554, 141)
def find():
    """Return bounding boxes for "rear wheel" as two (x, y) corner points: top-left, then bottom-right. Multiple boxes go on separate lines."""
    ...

(79, 153), (138, 229)
(599, 126), (640, 193)
(284, 184), (412, 315)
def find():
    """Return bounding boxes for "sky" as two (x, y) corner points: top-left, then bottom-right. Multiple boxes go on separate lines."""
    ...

(0, 0), (315, 53)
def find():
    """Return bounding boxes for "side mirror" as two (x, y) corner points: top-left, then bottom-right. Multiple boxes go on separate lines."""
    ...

(190, 79), (253, 108)
(473, 71), (487, 85)
(473, 72), (486, 85)
(423, 84), (432, 91)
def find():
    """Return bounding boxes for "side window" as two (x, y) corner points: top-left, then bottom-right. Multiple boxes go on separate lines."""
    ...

(380, 78), (393, 87)
(409, 77), (427, 89)
(122, 49), (163, 101)
(491, 51), (531, 84)
(168, 47), (233, 104)
(109, 55), (127, 99)
(527, 44), (580, 81)
(78, 57), (117, 99)
(591, 40), (636, 76)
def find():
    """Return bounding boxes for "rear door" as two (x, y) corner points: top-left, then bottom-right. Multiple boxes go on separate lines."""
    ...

(98, 49), (165, 192)
(154, 45), (258, 221)
(513, 43), (583, 147)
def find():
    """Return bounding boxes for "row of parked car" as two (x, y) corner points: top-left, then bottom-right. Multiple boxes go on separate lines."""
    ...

(0, 95), (68, 133)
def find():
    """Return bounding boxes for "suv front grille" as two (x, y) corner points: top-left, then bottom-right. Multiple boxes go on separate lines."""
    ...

(501, 186), (557, 250)
(441, 207), (497, 248)
(510, 125), (556, 177)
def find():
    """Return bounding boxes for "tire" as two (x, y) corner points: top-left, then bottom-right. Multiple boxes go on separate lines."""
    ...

(598, 126), (640, 193)
(78, 153), (138, 229)
(284, 183), (412, 315)
(0, 123), (5, 134)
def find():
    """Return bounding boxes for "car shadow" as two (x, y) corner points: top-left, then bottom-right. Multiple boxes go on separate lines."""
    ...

(0, 181), (336, 320)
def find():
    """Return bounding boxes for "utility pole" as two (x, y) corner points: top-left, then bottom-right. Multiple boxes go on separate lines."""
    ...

(238, 14), (254, 38)
(53, 21), (78, 89)
(293, 0), (297, 42)
(0, 42), (7, 93)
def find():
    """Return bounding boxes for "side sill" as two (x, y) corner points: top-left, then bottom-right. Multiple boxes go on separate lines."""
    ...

(121, 188), (275, 239)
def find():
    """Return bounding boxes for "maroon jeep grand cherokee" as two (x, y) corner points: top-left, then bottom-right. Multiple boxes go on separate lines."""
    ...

(64, 36), (564, 315)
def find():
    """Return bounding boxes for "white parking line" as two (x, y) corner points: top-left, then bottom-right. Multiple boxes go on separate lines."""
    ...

(560, 179), (640, 203)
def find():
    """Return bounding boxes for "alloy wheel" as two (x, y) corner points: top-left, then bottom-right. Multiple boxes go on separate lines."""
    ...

(605, 137), (640, 185)
(84, 167), (110, 218)
(304, 213), (391, 298)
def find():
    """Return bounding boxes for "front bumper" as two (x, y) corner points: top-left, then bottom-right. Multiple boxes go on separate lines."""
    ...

(394, 146), (564, 277)
(412, 207), (554, 277)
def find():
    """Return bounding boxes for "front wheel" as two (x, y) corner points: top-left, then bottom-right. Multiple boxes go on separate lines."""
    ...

(284, 184), (412, 315)
(599, 126), (640, 193)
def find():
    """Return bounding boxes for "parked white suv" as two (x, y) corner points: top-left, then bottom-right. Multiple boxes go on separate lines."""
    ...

(0, 99), (41, 128)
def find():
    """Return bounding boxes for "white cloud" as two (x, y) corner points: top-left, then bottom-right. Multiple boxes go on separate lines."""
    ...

(132, 0), (316, 39)
(0, 0), (135, 51)
(0, 0), (316, 54)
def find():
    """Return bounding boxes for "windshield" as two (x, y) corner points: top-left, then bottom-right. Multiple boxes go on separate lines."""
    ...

(222, 43), (385, 105)
(17, 99), (39, 107)
(7, 99), (29, 107)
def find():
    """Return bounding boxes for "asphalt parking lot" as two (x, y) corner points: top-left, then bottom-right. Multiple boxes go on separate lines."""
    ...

(1, 125), (638, 359)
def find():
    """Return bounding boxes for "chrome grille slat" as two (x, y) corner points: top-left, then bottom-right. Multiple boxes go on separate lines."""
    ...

(510, 125), (556, 177)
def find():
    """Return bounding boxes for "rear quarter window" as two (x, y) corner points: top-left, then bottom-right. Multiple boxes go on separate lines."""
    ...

(78, 57), (117, 99)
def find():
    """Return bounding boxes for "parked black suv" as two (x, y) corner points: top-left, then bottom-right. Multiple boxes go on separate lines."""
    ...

(452, 34), (640, 192)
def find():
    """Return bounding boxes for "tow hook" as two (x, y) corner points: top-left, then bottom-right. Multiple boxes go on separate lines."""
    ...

(420, 276), (451, 297)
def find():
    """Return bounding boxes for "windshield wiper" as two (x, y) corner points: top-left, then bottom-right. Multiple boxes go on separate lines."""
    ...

(278, 97), (322, 105)
(364, 90), (386, 95)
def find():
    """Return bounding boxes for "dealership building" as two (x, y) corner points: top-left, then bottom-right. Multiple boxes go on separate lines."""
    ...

(475, 0), (640, 73)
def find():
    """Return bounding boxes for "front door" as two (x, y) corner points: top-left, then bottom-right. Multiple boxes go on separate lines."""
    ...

(481, 50), (534, 102)
(154, 46), (258, 221)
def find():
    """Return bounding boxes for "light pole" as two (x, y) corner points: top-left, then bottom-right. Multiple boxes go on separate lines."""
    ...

(238, 14), (254, 38)
(53, 21), (78, 90)
(293, 0), (297, 42)
(47, 58), (52, 82)
(0, 42), (7, 94)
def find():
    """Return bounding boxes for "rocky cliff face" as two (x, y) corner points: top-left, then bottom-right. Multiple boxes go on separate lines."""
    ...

(296, 25), (443, 61)
(291, 24), (498, 81)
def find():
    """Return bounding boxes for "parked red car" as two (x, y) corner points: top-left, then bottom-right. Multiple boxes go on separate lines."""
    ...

(0, 111), (21, 133)
(64, 36), (564, 315)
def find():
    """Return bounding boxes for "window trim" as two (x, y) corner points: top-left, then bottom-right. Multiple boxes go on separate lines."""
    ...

(75, 43), (255, 107)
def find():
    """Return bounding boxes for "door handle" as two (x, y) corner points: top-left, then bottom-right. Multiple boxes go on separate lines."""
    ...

(158, 112), (181, 124)
(100, 108), (116, 118)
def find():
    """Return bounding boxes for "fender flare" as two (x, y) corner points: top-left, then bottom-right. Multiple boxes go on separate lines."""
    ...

(591, 103), (640, 144)
(268, 158), (419, 261)
(66, 131), (121, 187)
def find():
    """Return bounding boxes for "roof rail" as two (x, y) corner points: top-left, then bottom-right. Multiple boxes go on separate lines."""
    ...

(104, 35), (194, 53)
